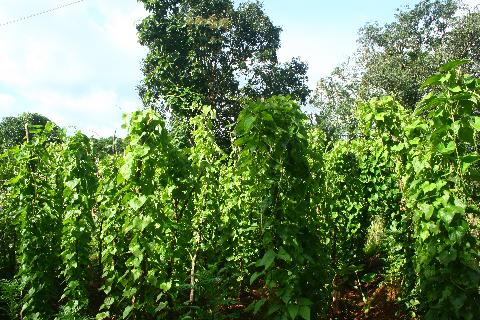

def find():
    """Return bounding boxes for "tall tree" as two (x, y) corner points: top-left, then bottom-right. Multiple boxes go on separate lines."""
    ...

(136, 0), (310, 148)
(0, 113), (59, 150)
(91, 136), (126, 159)
(310, 59), (360, 142)
(312, 0), (480, 139)
(356, 0), (460, 108)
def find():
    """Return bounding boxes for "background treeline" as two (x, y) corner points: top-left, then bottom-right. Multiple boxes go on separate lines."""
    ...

(1, 0), (479, 319)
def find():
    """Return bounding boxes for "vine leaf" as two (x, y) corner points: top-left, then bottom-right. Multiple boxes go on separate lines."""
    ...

(122, 305), (134, 319)
(287, 304), (299, 319)
(129, 195), (147, 211)
(257, 249), (276, 270)
(439, 59), (470, 72)
(250, 271), (264, 285)
(253, 299), (266, 314)
(298, 305), (311, 320)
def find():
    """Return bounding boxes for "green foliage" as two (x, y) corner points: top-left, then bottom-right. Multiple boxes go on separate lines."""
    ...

(354, 96), (417, 309)
(97, 109), (186, 319)
(445, 10), (480, 69)
(137, 0), (310, 148)
(60, 133), (98, 316)
(93, 97), (334, 319)
(357, 0), (461, 108)
(1, 60), (479, 320)
(364, 215), (386, 256)
(0, 151), (18, 281)
(0, 279), (21, 319)
(312, 0), (480, 140)
(311, 60), (359, 141)
(234, 96), (331, 319)
(244, 57), (311, 105)
(324, 140), (367, 267)
(347, 61), (480, 318)
(91, 136), (125, 159)
(11, 123), (64, 319)
(403, 61), (480, 319)
(0, 113), (60, 151)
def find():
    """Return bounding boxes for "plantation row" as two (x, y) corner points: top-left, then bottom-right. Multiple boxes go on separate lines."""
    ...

(0, 62), (479, 319)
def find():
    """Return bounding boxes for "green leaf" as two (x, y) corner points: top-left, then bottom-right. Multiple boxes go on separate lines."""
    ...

(234, 136), (248, 146)
(361, 272), (377, 283)
(5, 174), (22, 185)
(243, 115), (256, 133)
(253, 299), (266, 314)
(119, 161), (133, 181)
(131, 269), (141, 281)
(420, 229), (430, 241)
(250, 271), (263, 285)
(288, 304), (299, 319)
(471, 116), (480, 131)
(298, 305), (311, 320)
(418, 203), (434, 220)
(96, 312), (110, 320)
(460, 154), (480, 172)
(261, 112), (273, 121)
(281, 288), (293, 304)
(448, 86), (462, 93)
(421, 182), (437, 194)
(129, 195), (147, 211)
(103, 297), (115, 307)
(439, 59), (470, 72)
(122, 305), (134, 319)
(436, 141), (455, 155)
(128, 238), (141, 253)
(133, 145), (150, 158)
(132, 215), (153, 232)
(374, 113), (385, 121)
(277, 246), (292, 262)
(422, 74), (442, 87)
(160, 281), (172, 291)
(257, 249), (275, 270)
(412, 157), (425, 172)
(391, 143), (405, 152)
(438, 204), (463, 225)
(123, 287), (138, 298)
(65, 179), (80, 190)
(155, 302), (168, 312)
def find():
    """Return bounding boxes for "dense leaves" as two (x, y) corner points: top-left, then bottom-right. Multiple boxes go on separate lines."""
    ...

(1, 63), (479, 320)
(312, 0), (480, 138)
(137, 0), (310, 148)
(0, 113), (60, 151)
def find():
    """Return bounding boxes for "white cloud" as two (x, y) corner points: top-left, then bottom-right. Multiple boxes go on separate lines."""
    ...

(94, 1), (147, 54)
(8, 88), (138, 137)
(463, 0), (480, 8)
(1, 0), (478, 138)
(0, 93), (16, 115)
(0, 0), (147, 136)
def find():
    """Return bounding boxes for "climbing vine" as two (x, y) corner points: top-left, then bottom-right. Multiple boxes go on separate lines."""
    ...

(403, 61), (480, 319)
(59, 132), (98, 317)
(0, 62), (478, 320)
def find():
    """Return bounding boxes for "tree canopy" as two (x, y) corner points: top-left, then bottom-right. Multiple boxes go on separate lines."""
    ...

(137, 0), (310, 148)
(312, 0), (480, 140)
(0, 113), (59, 150)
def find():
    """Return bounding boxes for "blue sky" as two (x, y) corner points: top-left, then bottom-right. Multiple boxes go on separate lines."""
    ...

(0, 0), (478, 137)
